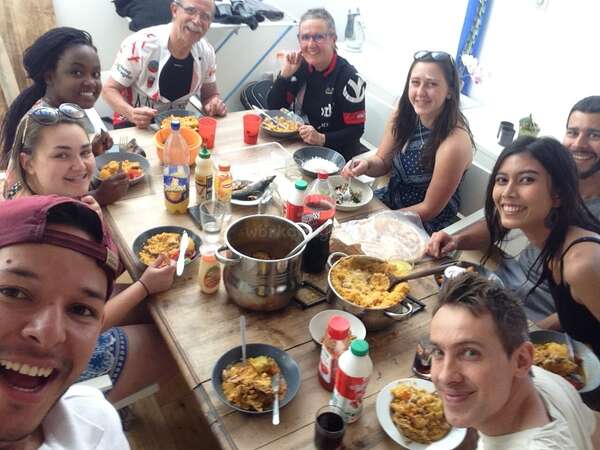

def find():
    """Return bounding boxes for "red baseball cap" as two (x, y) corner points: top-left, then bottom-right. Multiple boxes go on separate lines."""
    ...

(0, 195), (121, 298)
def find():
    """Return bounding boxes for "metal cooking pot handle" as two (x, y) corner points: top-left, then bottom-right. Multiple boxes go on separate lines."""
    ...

(326, 252), (347, 270)
(384, 302), (413, 321)
(215, 245), (241, 265)
(297, 222), (312, 236)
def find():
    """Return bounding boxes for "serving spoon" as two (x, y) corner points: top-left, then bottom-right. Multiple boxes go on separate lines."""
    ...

(286, 219), (333, 258)
(384, 261), (459, 292)
(240, 315), (247, 362)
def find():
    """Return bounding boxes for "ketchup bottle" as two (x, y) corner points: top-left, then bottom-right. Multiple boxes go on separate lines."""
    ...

(318, 316), (351, 391)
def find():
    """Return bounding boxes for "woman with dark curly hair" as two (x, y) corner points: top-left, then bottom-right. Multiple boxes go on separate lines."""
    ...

(485, 136), (600, 355)
(0, 27), (127, 204)
(342, 51), (474, 233)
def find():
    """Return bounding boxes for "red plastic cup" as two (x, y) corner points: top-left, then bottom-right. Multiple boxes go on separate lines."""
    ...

(198, 117), (217, 149)
(243, 114), (261, 145)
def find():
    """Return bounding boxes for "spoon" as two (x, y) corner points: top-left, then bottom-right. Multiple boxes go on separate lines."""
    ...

(286, 219), (333, 258)
(385, 261), (458, 292)
(240, 315), (247, 362)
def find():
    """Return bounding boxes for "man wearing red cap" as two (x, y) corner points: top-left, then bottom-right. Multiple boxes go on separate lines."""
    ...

(0, 195), (129, 449)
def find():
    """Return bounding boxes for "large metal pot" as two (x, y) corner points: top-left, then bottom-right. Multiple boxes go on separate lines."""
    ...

(326, 252), (413, 331)
(215, 215), (311, 311)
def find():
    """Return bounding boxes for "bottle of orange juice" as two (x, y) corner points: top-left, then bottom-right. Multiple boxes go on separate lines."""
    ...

(163, 120), (190, 214)
(214, 160), (233, 220)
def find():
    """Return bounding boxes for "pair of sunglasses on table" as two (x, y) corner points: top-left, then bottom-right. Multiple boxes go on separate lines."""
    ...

(20, 103), (86, 146)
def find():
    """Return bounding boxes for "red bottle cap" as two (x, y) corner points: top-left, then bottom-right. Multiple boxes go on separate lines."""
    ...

(317, 171), (329, 180)
(327, 316), (350, 340)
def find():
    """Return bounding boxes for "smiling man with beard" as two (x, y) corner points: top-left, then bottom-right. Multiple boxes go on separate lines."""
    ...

(430, 273), (599, 450)
(0, 195), (128, 450)
(102, 0), (226, 129)
(427, 96), (600, 327)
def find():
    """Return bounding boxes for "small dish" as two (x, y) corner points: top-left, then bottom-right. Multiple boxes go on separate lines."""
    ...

(230, 179), (273, 206)
(328, 175), (373, 212)
(293, 147), (346, 178)
(94, 151), (150, 186)
(309, 309), (367, 345)
(529, 330), (600, 393)
(376, 378), (466, 450)
(260, 109), (304, 139)
(132, 226), (201, 268)
(212, 343), (301, 414)
(154, 108), (202, 129)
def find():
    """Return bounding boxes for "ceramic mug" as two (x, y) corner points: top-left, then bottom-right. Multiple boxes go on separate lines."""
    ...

(497, 121), (515, 147)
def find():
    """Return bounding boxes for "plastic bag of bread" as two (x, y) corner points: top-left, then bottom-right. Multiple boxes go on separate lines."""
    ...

(332, 211), (429, 262)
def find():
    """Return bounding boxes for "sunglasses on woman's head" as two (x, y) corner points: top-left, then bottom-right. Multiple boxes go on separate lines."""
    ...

(414, 50), (453, 62)
(20, 103), (86, 146)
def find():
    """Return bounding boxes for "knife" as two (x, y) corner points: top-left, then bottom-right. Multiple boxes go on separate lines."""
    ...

(176, 231), (189, 276)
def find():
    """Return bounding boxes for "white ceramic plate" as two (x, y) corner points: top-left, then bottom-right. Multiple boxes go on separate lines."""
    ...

(329, 175), (373, 212)
(308, 309), (367, 345)
(230, 179), (273, 206)
(376, 378), (466, 450)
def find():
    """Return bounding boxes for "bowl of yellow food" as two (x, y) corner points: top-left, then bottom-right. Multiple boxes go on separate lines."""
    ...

(530, 330), (600, 393)
(376, 378), (466, 449)
(326, 253), (414, 331)
(95, 152), (150, 185)
(133, 226), (201, 268)
(260, 109), (304, 138)
(212, 343), (301, 414)
(154, 109), (201, 131)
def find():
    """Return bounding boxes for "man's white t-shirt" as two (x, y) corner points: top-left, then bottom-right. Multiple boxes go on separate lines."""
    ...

(477, 366), (596, 450)
(109, 23), (217, 110)
(39, 385), (129, 450)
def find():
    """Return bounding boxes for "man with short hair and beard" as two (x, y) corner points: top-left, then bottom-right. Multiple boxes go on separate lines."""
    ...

(102, 0), (226, 129)
(430, 273), (599, 449)
(427, 96), (600, 328)
(0, 195), (128, 449)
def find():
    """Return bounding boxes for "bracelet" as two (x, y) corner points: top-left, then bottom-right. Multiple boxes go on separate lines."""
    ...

(137, 279), (151, 296)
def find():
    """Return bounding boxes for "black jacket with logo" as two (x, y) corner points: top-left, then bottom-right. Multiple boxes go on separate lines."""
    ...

(267, 53), (366, 160)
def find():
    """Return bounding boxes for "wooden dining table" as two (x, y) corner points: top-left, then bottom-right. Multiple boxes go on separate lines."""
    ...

(104, 111), (476, 450)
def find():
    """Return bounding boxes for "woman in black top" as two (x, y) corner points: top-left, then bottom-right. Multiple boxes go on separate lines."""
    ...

(267, 8), (366, 160)
(485, 136), (600, 355)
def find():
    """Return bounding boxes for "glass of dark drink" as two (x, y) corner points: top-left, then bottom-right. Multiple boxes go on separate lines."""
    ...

(314, 405), (346, 450)
(412, 337), (433, 379)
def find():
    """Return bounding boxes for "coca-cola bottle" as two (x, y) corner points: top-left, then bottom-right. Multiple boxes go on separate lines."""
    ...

(301, 172), (336, 273)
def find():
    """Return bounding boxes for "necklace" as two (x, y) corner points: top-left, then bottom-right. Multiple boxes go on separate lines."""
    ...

(418, 119), (425, 149)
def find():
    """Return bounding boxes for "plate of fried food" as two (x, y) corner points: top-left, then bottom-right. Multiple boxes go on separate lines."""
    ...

(260, 109), (304, 138)
(376, 378), (466, 449)
(95, 151), (150, 185)
(328, 175), (373, 212)
(133, 226), (201, 267)
(530, 330), (600, 393)
(155, 109), (201, 131)
(212, 343), (301, 414)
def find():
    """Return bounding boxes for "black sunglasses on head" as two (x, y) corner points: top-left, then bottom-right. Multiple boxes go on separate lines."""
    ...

(20, 103), (86, 147)
(414, 50), (453, 63)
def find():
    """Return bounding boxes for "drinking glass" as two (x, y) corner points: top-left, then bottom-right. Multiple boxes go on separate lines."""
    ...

(199, 200), (226, 243)
(314, 405), (346, 450)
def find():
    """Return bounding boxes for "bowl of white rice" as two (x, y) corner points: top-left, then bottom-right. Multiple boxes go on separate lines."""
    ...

(293, 146), (346, 178)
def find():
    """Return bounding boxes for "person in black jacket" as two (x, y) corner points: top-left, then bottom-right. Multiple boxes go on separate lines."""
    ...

(267, 8), (366, 160)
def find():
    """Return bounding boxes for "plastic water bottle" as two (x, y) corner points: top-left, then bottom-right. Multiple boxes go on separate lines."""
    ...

(163, 120), (190, 214)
